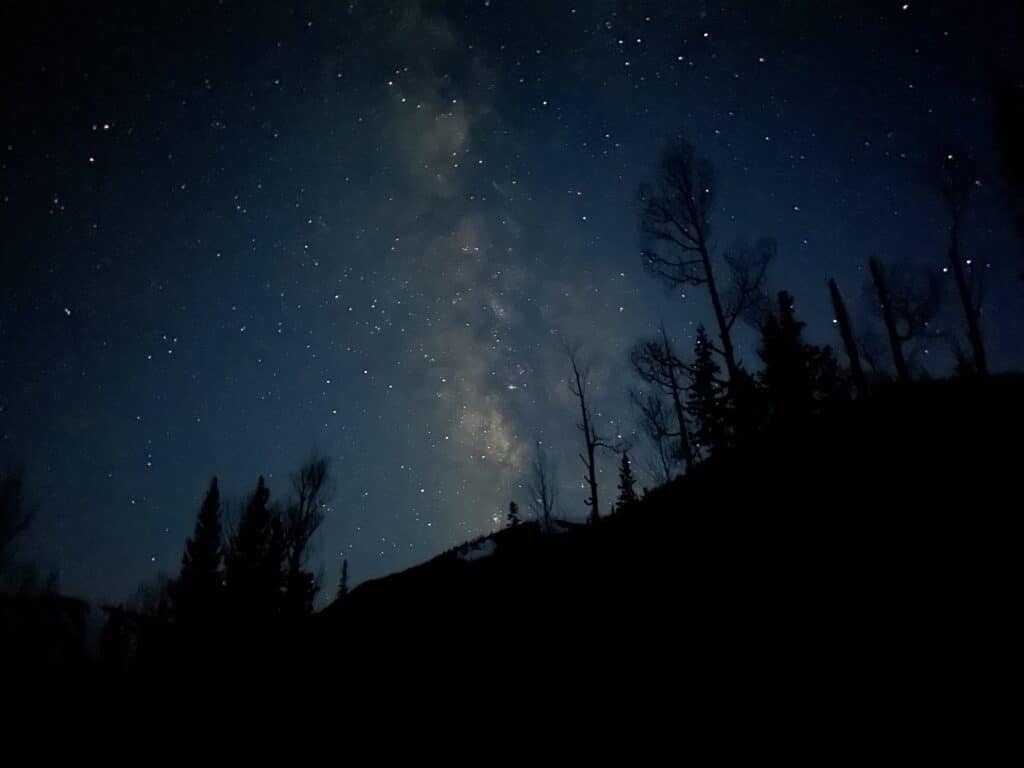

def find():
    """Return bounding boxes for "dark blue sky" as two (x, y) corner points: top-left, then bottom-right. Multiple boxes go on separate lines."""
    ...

(2, 1), (1021, 603)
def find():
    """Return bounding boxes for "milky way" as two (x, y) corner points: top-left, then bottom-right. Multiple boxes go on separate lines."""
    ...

(1, 1), (1021, 603)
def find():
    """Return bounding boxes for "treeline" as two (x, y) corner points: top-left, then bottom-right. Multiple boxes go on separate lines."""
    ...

(98, 457), (347, 682)
(510, 128), (1012, 523)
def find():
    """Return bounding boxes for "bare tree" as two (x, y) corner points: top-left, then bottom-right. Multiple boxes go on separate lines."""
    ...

(828, 278), (868, 398)
(927, 149), (988, 375)
(868, 258), (943, 381)
(856, 327), (891, 381)
(0, 462), (33, 579)
(630, 323), (694, 473)
(722, 237), (775, 330)
(993, 71), (1024, 274)
(637, 139), (772, 387)
(566, 346), (618, 523)
(282, 455), (331, 613)
(284, 456), (329, 574)
(527, 441), (558, 531)
(631, 389), (675, 486)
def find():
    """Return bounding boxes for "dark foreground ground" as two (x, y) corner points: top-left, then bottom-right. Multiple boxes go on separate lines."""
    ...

(3, 377), (1017, 755)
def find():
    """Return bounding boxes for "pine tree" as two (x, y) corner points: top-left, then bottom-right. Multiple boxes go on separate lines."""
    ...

(687, 325), (729, 458)
(615, 452), (638, 511)
(225, 476), (283, 620)
(336, 559), (349, 600)
(172, 477), (222, 626)
(507, 500), (520, 528)
(759, 291), (843, 427)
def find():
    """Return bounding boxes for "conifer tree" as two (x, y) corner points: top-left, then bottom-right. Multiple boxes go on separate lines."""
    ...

(172, 477), (223, 626)
(615, 452), (638, 511)
(225, 476), (283, 620)
(759, 291), (843, 427)
(687, 325), (729, 458)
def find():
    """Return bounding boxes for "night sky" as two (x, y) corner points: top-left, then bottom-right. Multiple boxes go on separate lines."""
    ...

(2, 1), (1021, 604)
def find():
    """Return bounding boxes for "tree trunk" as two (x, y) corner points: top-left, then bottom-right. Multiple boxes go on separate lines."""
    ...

(948, 233), (988, 376)
(570, 357), (601, 523)
(869, 258), (910, 383)
(581, 407), (600, 524)
(661, 326), (694, 472)
(827, 278), (867, 397)
(701, 246), (740, 386)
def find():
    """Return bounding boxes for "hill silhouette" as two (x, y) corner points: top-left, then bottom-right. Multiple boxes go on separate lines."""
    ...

(310, 375), (1017, 751)
(3, 376), (1016, 753)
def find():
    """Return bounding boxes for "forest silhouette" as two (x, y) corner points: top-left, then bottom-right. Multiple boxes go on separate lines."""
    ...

(2, 108), (1022, 748)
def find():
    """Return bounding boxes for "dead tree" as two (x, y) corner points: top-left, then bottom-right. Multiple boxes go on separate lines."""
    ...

(637, 138), (740, 385)
(638, 139), (774, 391)
(630, 324), (694, 473)
(869, 258), (911, 382)
(631, 389), (675, 485)
(566, 347), (617, 524)
(827, 278), (867, 397)
(930, 149), (988, 375)
(284, 457), (329, 578)
(527, 441), (558, 531)
(868, 258), (943, 382)
(282, 456), (330, 614)
(722, 237), (775, 330)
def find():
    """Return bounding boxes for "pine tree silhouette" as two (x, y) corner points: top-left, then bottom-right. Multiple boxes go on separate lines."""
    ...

(759, 291), (843, 427)
(225, 476), (283, 620)
(171, 477), (222, 627)
(615, 452), (638, 511)
(687, 325), (729, 458)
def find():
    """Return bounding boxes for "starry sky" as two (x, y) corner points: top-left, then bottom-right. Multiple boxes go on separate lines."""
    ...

(2, 1), (1021, 604)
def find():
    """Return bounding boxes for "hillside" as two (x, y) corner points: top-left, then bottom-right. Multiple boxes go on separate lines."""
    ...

(3, 376), (1016, 751)
(312, 375), (1019, 749)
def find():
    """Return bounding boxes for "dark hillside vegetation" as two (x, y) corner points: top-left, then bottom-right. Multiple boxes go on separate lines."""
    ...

(313, 376), (1018, 748)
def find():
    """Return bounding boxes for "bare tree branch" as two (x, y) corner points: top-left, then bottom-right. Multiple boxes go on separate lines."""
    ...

(723, 237), (775, 331)
(527, 442), (558, 531)
(565, 345), (620, 522)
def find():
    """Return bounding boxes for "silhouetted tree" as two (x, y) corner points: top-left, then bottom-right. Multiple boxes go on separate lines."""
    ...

(868, 258), (942, 381)
(282, 457), (329, 617)
(224, 476), (284, 620)
(630, 324), (694, 472)
(336, 559), (349, 600)
(0, 462), (32, 581)
(615, 453), (638, 512)
(637, 139), (773, 390)
(722, 237), (775, 329)
(759, 291), (843, 427)
(631, 389), (676, 484)
(128, 572), (172, 618)
(993, 71), (1024, 272)
(928, 149), (988, 375)
(527, 442), (558, 531)
(567, 347), (617, 522)
(828, 278), (868, 398)
(687, 325), (729, 458)
(506, 500), (520, 528)
(170, 477), (222, 627)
